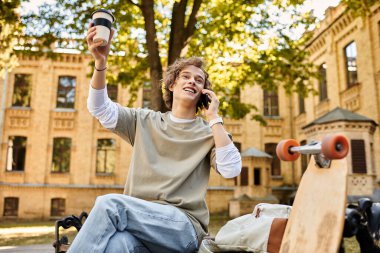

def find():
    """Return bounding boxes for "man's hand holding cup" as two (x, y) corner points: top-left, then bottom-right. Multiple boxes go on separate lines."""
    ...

(86, 9), (115, 69)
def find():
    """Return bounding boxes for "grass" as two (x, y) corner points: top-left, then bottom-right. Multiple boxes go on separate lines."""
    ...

(0, 215), (362, 252)
(0, 220), (77, 247)
(0, 220), (53, 228)
(208, 212), (230, 236)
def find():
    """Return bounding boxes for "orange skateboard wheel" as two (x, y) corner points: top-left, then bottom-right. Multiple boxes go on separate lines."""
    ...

(276, 139), (300, 161)
(321, 134), (349, 160)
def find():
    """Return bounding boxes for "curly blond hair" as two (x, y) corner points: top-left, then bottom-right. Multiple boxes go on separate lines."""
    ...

(162, 57), (212, 111)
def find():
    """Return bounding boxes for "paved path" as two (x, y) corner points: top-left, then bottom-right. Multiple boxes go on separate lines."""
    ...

(0, 227), (55, 252)
(0, 226), (54, 238)
(0, 244), (53, 252)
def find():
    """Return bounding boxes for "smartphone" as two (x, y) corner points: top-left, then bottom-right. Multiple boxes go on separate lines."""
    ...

(201, 90), (210, 109)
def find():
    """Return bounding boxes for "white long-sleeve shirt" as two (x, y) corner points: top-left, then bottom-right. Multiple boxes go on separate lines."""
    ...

(87, 85), (241, 178)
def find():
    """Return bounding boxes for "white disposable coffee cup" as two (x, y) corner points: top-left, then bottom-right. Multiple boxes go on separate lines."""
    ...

(91, 9), (115, 47)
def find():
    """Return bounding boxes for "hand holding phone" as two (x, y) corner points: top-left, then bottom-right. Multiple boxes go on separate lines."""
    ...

(201, 92), (210, 109)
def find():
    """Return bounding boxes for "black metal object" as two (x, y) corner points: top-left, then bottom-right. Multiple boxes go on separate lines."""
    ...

(53, 211), (88, 253)
(342, 198), (380, 253)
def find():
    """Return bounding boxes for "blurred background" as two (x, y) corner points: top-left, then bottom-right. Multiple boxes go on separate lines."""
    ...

(0, 0), (379, 251)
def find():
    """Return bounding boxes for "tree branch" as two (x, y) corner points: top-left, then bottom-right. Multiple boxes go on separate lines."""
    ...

(140, 0), (165, 111)
(127, 0), (141, 8)
(184, 0), (202, 45)
(168, 0), (187, 64)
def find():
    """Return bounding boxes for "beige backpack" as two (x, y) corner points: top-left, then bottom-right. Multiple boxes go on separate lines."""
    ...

(199, 203), (291, 253)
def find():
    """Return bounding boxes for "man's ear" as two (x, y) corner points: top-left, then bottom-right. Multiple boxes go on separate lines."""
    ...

(169, 83), (175, 92)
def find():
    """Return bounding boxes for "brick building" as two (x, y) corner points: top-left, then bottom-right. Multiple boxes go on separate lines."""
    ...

(1, 2), (380, 219)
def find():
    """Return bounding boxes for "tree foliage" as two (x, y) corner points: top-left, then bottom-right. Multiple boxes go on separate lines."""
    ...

(21, 0), (320, 120)
(342, 0), (378, 17)
(0, 0), (24, 75)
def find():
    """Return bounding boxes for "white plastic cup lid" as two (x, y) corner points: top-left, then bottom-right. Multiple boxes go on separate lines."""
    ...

(91, 9), (115, 23)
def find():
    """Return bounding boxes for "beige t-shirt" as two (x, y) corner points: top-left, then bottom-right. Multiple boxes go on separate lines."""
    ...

(110, 104), (217, 242)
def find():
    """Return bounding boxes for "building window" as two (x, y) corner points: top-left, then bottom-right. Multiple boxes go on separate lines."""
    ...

(3, 197), (19, 217)
(379, 21), (380, 47)
(96, 138), (116, 174)
(265, 143), (281, 176)
(319, 63), (328, 101)
(298, 95), (305, 114)
(52, 138), (71, 173)
(12, 74), (32, 107)
(240, 167), (248, 186)
(300, 140), (308, 175)
(344, 41), (358, 88)
(57, 76), (76, 109)
(351, 139), (367, 174)
(143, 82), (151, 109)
(254, 168), (261, 185)
(107, 84), (118, 102)
(6, 136), (27, 172)
(263, 90), (279, 116)
(233, 142), (241, 152)
(51, 198), (65, 217)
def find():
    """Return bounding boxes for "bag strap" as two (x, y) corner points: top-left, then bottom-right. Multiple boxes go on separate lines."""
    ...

(267, 218), (288, 253)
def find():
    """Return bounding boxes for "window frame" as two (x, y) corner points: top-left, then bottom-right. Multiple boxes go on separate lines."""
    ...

(263, 90), (279, 116)
(319, 63), (328, 102)
(51, 137), (72, 173)
(12, 73), (32, 107)
(3, 197), (19, 217)
(298, 95), (305, 114)
(344, 41), (358, 88)
(254, 168), (261, 186)
(6, 136), (27, 172)
(240, 167), (249, 186)
(265, 143), (281, 176)
(351, 139), (367, 174)
(56, 76), (76, 109)
(107, 84), (118, 102)
(142, 81), (152, 109)
(51, 198), (66, 217)
(96, 138), (116, 174)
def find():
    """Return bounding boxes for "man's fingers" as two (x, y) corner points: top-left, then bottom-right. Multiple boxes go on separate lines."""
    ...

(202, 89), (216, 97)
(86, 31), (96, 42)
(109, 28), (116, 42)
(89, 21), (94, 29)
(87, 27), (96, 36)
(89, 40), (104, 51)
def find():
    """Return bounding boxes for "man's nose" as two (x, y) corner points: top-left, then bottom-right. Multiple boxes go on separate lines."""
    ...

(187, 77), (196, 85)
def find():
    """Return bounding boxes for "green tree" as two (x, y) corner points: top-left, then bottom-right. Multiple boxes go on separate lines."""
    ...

(342, 0), (378, 17)
(21, 0), (319, 119)
(0, 0), (24, 75)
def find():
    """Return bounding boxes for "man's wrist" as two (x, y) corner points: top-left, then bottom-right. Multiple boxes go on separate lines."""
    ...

(95, 59), (107, 70)
(207, 114), (220, 121)
(209, 117), (223, 128)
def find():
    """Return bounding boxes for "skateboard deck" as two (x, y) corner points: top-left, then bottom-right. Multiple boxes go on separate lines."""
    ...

(279, 155), (348, 253)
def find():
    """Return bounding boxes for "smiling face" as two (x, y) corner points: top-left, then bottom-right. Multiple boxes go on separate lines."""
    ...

(169, 65), (206, 107)
(162, 57), (212, 112)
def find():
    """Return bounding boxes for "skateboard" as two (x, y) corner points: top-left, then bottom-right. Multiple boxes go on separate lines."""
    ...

(276, 134), (349, 253)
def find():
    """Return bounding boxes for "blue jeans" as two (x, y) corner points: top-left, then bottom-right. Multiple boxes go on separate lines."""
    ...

(67, 194), (198, 253)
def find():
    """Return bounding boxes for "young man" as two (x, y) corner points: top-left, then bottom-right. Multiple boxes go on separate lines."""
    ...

(67, 24), (241, 253)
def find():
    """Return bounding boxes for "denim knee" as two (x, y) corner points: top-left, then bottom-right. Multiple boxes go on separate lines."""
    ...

(94, 194), (125, 210)
(105, 231), (139, 253)
(93, 194), (128, 230)
(96, 193), (121, 204)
